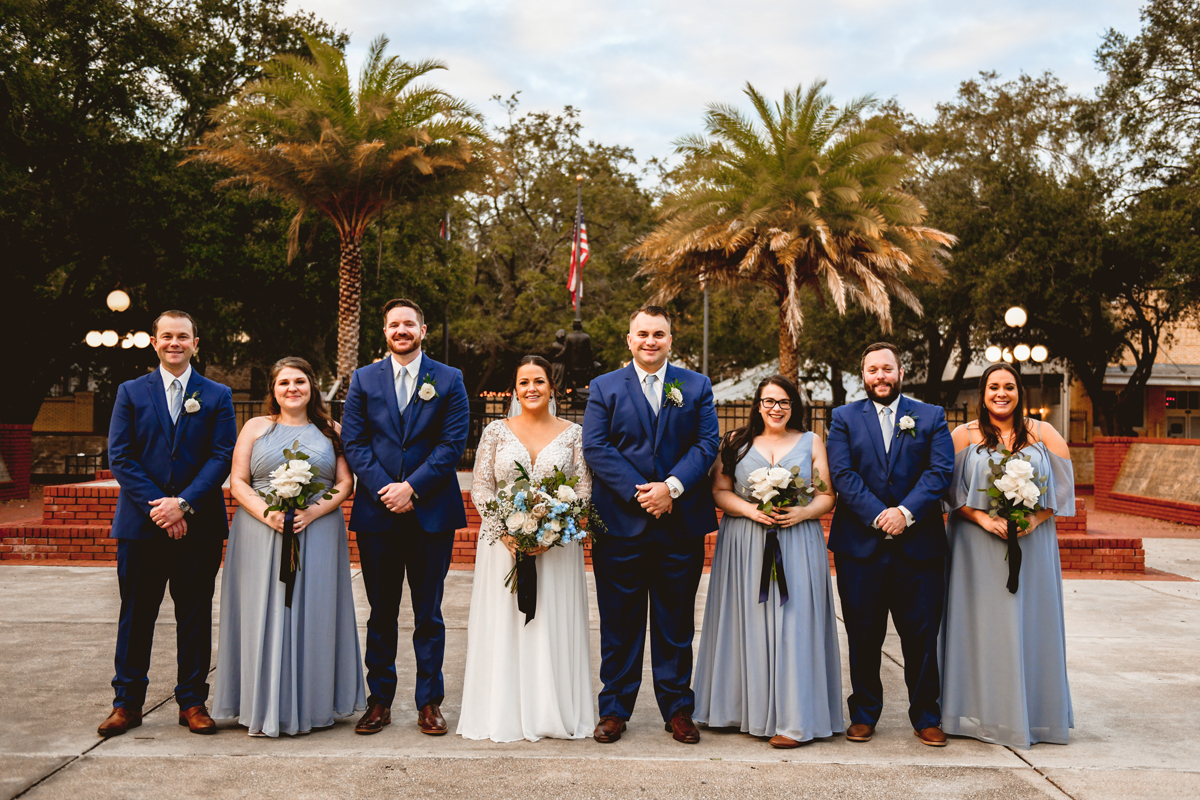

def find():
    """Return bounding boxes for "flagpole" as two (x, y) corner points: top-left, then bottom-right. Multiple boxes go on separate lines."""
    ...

(573, 174), (584, 324)
(702, 282), (709, 377)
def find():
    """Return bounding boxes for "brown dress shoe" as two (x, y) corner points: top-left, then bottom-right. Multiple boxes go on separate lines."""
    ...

(846, 723), (875, 742)
(915, 726), (948, 746)
(769, 734), (802, 749)
(593, 715), (627, 743)
(178, 705), (217, 735)
(665, 710), (700, 744)
(418, 703), (447, 735)
(355, 703), (391, 735)
(97, 707), (142, 737)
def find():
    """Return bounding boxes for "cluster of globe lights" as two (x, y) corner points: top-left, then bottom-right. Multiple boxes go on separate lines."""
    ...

(985, 306), (1048, 364)
(85, 290), (152, 349)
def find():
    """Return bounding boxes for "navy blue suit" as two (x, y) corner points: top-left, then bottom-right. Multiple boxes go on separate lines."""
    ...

(583, 364), (719, 721)
(826, 395), (954, 730)
(341, 353), (468, 710)
(107, 369), (236, 711)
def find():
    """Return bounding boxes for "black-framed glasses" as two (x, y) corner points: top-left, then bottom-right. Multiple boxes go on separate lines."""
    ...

(759, 398), (792, 409)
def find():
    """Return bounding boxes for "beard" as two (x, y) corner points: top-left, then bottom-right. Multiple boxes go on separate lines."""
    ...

(865, 377), (902, 404)
(387, 332), (423, 357)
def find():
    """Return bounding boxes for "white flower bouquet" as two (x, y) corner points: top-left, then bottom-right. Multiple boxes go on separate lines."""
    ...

(980, 448), (1049, 593)
(257, 439), (338, 594)
(742, 462), (828, 604)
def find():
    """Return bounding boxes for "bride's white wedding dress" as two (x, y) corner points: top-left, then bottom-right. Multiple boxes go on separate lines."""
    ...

(457, 419), (595, 742)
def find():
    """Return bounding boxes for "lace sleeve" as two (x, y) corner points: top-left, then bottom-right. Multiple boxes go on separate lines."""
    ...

(571, 424), (593, 502)
(470, 421), (500, 511)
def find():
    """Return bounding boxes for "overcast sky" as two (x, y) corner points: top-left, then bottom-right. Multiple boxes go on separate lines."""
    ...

(288, 0), (1146, 165)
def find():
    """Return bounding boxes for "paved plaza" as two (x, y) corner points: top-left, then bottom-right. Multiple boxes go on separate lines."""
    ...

(1, 531), (1198, 800)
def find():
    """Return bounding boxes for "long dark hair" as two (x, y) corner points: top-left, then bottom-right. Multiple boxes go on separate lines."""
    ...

(720, 375), (806, 475)
(262, 357), (343, 455)
(507, 355), (559, 412)
(975, 362), (1029, 453)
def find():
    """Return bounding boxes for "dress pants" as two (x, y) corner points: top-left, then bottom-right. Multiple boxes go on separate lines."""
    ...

(592, 519), (706, 721)
(834, 539), (945, 731)
(112, 532), (223, 711)
(358, 515), (454, 710)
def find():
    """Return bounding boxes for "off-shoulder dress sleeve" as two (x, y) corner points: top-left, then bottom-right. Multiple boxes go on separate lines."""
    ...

(945, 447), (976, 512)
(1040, 445), (1076, 518)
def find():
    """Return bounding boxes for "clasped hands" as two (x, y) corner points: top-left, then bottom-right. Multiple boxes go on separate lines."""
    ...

(378, 481), (415, 514)
(876, 507), (908, 536)
(148, 497), (187, 539)
(635, 482), (673, 518)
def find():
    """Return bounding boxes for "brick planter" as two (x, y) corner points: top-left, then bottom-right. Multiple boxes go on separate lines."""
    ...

(1094, 437), (1200, 526)
(0, 424), (33, 501)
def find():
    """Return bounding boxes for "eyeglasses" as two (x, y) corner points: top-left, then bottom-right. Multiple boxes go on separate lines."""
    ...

(759, 398), (792, 409)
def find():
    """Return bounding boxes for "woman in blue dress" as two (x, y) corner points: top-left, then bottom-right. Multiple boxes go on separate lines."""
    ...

(213, 357), (366, 736)
(941, 363), (1075, 749)
(693, 376), (844, 749)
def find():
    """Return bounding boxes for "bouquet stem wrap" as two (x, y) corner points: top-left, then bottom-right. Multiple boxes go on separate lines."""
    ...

(515, 553), (537, 625)
(279, 508), (298, 608)
(1005, 517), (1022, 594)
(758, 527), (790, 605)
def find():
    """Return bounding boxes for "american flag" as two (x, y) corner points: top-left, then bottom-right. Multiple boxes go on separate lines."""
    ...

(568, 208), (589, 310)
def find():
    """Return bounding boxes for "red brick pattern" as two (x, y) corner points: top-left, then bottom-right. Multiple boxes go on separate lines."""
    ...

(0, 424), (33, 501)
(1094, 437), (1200, 526)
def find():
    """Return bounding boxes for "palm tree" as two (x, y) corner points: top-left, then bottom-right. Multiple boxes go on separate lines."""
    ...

(188, 35), (488, 395)
(631, 81), (954, 382)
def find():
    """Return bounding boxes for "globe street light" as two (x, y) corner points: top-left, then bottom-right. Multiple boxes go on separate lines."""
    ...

(1003, 348), (1014, 363)
(1004, 306), (1027, 328)
(985, 345), (1002, 362)
(1031, 345), (1048, 363)
(100, 330), (118, 347)
(86, 331), (103, 347)
(106, 289), (131, 312)
(1013, 344), (1031, 362)
(133, 331), (151, 348)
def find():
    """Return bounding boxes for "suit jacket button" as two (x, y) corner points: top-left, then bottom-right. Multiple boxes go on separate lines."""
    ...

(887, 479), (893, 486)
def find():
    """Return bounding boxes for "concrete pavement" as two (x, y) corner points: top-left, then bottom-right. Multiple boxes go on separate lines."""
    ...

(2, 538), (1199, 799)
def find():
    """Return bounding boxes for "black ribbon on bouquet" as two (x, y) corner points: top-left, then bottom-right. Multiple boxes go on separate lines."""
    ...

(279, 508), (298, 608)
(758, 528), (790, 605)
(1005, 517), (1022, 595)
(516, 552), (537, 625)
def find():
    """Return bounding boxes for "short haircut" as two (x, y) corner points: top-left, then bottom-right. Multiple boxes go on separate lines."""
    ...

(629, 304), (672, 329)
(383, 298), (424, 326)
(152, 310), (197, 338)
(860, 341), (901, 371)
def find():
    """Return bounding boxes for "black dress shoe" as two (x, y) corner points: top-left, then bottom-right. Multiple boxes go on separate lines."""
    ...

(355, 703), (391, 735)
(665, 710), (700, 743)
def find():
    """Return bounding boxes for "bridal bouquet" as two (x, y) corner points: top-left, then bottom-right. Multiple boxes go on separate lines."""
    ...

(481, 461), (604, 623)
(257, 439), (338, 606)
(980, 449), (1049, 593)
(743, 464), (828, 606)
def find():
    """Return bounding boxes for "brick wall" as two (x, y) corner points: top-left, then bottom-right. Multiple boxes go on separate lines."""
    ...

(1094, 436), (1200, 525)
(0, 424), (33, 501)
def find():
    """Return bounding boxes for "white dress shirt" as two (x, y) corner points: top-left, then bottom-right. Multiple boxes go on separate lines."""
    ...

(871, 394), (914, 534)
(632, 361), (684, 499)
(392, 351), (423, 408)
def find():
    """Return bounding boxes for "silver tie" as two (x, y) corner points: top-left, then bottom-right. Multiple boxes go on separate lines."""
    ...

(880, 407), (893, 453)
(169, 379), (182, 424)
(644, 374), (659, 417)
(396, 368), (409, 416)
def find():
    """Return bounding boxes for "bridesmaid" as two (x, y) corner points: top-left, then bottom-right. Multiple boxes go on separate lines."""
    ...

(213, 357), (366, 736)
(693, 376), (844, 748)
(941, 362), (1075, 748)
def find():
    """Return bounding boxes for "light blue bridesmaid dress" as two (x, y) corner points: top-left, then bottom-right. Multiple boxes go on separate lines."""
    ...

(693, 432), (845, 742)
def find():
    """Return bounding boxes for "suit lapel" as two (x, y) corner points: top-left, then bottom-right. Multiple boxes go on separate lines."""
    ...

(653, 365), (673, 451)
(862, 399), (888, 468)
(402, 360), (437, 446)
(623, 365), (654, 442)
(147, 372), (175, 444)
(886, 395), (909, 474)
(379, 359), (405, 441)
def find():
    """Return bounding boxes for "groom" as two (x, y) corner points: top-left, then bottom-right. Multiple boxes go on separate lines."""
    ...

(583, 305), (719, 744)
(98, 310), (237, 737)
(826, 342), (954, 746)
(342, 298), (469, 736)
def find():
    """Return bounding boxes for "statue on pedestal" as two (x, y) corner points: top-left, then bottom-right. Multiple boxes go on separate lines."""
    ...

(560, 321), (599, 408)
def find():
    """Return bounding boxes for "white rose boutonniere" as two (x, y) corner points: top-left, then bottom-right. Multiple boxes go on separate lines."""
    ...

(897, 413), (917, 438)
(183, 391), (202, 414)
(418, 374), (438, 401)
(664, 378), (684, 408)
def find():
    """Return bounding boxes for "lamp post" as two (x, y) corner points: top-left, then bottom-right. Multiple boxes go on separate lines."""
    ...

(86, 288), (150, 348)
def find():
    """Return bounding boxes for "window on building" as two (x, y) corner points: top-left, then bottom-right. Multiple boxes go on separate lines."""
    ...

(1164, 391), (1200, 410)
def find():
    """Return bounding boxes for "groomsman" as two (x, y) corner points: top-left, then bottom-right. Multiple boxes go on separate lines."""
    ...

(583, 306), (720, 744)
(826, 342), (955, 746)
(99, 310), (237, 737)
(342, 299), (469, 736)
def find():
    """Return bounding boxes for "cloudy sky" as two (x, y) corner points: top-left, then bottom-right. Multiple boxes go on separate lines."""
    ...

(288, 0), (1146, 165)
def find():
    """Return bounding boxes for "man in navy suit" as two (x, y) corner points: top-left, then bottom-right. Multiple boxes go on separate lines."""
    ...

(826, 342), (955, 746)
(341, 298), (469, 736)
(583, 306), (720, 744)
(98, 310), (237, 737)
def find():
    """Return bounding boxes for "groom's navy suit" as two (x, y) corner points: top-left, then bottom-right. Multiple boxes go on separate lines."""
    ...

(341, 352), (468, 710)
(583, 363), (719, 721)
(107, 368), (236, 711)
(826, 395), (954, 731)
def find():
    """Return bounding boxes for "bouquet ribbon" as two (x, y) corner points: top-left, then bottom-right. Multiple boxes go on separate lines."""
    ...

(515, 552), (537, 625)
(279, 508), (298, 608)
(1005, 517), (1022, 594)
(758, 528), (790, 605)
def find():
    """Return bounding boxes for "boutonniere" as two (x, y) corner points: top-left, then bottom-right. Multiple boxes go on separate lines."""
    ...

(664, 378), (684, 408)
(897, 412), (917, 438)
(183, 391), (202, 414)
(417, 374), (438, 401)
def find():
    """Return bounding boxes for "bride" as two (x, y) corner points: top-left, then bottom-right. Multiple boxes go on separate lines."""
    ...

(458, 355), (595, 742)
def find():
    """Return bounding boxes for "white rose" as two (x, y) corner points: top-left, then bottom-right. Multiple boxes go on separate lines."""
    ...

(668, 387), (683, 405)
(758, 488), (779, 504)
(183, 398), (201, 414)
(767, 467), (793, 487)
(556, 484), (577, 502)
(287, 459), (309, 473)
(747, 467), (770, 484)
(506, 511), (527, 531)
(418, 383), (437, 401)
(549, 520), (563, 532)
(521, 517), (539, 534)
(1003, 459), (1035, 481)
(285, 465), (312, 485)
(541, 530), (560, 546)
(274, 480), (302, 499)
(993, 474), (1020, 495)
(898, 415), (915, 430)
(530, 502), (548, 520)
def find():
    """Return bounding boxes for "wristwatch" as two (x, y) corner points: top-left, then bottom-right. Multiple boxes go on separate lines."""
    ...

(177, 498), (195, 516)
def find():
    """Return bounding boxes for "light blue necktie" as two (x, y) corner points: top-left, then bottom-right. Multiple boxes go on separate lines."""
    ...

(396, 368), (409, 416)
(880, 407), (893, 453)
(644, 374), (659, 418)
(169, 379), (182, 424)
